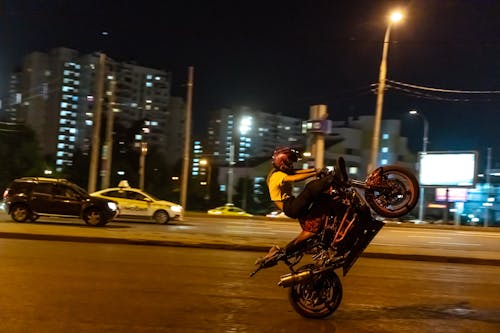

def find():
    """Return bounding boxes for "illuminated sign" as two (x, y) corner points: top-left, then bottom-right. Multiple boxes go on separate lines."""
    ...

(419, 151), (477, 187)
(435, 188), (468, 202)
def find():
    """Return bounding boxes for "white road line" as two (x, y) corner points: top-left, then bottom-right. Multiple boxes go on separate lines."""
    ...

(372, 242), (410, 247)
(428, 241), (481, 246)
(407, 235), (451, 239)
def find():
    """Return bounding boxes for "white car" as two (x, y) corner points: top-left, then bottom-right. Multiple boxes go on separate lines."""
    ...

(91, 184), (183, 224)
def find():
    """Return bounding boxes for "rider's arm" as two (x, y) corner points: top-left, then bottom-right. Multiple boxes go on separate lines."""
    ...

(284, 170), (317, 182)
(295, 168), (316, 174)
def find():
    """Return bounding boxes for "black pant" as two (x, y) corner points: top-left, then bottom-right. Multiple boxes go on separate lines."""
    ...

(282, 175), (334, 219)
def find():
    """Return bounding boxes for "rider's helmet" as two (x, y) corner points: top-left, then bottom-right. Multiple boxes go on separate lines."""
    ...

(272, 147), (300, 174)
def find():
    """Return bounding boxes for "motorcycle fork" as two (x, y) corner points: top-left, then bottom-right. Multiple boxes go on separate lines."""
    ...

(332, 209), (358, 246)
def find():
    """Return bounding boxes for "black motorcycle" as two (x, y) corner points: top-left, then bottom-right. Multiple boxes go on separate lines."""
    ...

(251, 157), (419, 319)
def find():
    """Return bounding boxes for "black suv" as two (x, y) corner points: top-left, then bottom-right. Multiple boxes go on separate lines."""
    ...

(3, 177), (118, 226)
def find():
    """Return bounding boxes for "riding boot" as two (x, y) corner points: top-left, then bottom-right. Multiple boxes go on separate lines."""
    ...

(285, 239), (309, 256)
(254, 245), (283, 267)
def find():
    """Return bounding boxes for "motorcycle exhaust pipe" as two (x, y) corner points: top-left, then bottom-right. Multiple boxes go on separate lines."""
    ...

(278, 270), (313, 288)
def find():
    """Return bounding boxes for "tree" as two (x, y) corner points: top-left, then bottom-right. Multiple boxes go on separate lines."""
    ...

(0, 123), (44, 189)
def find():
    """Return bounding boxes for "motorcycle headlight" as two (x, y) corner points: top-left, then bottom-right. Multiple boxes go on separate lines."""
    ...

(107, 202), (118, 211)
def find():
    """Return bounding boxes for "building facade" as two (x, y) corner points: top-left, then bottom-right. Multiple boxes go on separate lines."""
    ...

(206, 106), (305, 166)
(7, 47), (183, 172)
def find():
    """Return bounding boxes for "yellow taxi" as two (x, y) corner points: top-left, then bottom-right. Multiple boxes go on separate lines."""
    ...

(91, 181), (183, 224)
(207, 203), (253, 217)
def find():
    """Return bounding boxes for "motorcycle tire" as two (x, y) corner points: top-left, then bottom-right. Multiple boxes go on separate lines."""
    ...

(365, 165), (419, 218)
(288, 264), (343, 319)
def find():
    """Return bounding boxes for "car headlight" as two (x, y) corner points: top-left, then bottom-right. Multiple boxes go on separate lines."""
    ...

(171, 205), (183, 213)
(107, 202), (118, 211)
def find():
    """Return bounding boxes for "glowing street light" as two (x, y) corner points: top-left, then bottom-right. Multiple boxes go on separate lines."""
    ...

(369, 9), (405, 173)
(199, 158), (212, 201)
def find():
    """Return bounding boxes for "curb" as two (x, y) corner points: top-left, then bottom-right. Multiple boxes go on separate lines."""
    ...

(1, 231), (499, 267)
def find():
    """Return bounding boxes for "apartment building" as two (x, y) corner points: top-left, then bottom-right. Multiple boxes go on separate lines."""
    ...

(206, 106), (305, 166)
(7, 47), (182, 171)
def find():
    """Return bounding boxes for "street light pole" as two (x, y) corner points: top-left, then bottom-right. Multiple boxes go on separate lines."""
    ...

(139, 141), (148, 190)
(88, 52), (106, 192)
(180, 66), (194, 210)
(409, 110), (429, 223)
(368, 10), (404, 173)
(199, 158), (212, 201)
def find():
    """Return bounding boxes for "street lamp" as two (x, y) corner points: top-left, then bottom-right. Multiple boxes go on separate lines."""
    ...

(199, 158), (212, 201)
(368, 10), (404, 173)
(409, 109), (429, 223)
(139, 141), (148, 190)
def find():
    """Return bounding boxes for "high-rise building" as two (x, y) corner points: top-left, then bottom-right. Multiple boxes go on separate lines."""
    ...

(3, 73), (22, 122)
(8, 47), (183, 172)
(206, 106), (305, 166)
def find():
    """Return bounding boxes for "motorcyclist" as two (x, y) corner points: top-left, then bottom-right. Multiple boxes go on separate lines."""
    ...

(256, 146), (340, 266)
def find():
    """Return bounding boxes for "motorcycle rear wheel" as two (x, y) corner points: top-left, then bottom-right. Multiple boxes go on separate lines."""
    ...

(288, 264), (343, 319)
(365, 165), (419, 218)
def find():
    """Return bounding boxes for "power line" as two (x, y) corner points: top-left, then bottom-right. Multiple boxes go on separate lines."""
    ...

(387, 79), (500, 94)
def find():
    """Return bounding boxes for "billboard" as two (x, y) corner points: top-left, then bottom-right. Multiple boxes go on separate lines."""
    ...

(419, 151), (478, 187)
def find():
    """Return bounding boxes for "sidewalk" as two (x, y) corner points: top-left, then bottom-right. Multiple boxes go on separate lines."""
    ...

(0, 215), (499, 266)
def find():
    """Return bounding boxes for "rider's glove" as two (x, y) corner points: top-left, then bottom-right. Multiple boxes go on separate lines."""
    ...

(316, 167), (330, 178)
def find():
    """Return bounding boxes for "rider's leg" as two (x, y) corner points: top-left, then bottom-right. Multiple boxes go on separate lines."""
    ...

(283, 175), (335, 218)
(284, 230), (316, 255)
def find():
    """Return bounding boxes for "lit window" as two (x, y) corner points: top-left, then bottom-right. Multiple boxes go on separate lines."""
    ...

(146, 82), (153, 87)
(381, 159), (388, 165)
(382, 133), (390, 139)
(381, 147), (389, 153)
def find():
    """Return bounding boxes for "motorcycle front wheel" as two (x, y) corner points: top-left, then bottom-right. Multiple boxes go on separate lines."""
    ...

(288, 264), (343, 319)
(365, 165), (419, 218)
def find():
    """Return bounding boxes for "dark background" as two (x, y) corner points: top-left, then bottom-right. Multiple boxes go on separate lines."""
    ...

(2, 0), (500, 169)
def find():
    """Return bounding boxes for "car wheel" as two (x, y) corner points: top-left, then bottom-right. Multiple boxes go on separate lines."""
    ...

(153, 210), (170, 224)
(83, 208), (105, 226)
(10, 204), (31, 222)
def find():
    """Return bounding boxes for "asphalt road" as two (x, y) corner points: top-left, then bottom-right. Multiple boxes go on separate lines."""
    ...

(1, 238), (499, 333)
(1, 212), (499, 265)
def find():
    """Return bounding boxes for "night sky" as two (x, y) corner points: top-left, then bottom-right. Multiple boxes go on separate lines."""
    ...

(2, 0), (500, 169)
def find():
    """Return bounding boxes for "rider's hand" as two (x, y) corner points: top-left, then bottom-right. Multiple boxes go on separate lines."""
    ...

(316, 167), (330, 178)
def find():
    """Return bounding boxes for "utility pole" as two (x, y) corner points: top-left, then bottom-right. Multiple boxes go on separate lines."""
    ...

(139, 141), (148, 190)
(88, 53), (106, 193)
(101, 77), (116, 189)
(309, 105), (328, 169)
(180, 66), (194, 210)
(227, 142), (235, 204)
(485, 147), (492, 227)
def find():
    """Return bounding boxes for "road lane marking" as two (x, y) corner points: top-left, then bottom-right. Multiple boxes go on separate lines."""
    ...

(372, 242), (410, 247)
(408, 235), (451, 239)
(428, 241), (481, 246)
